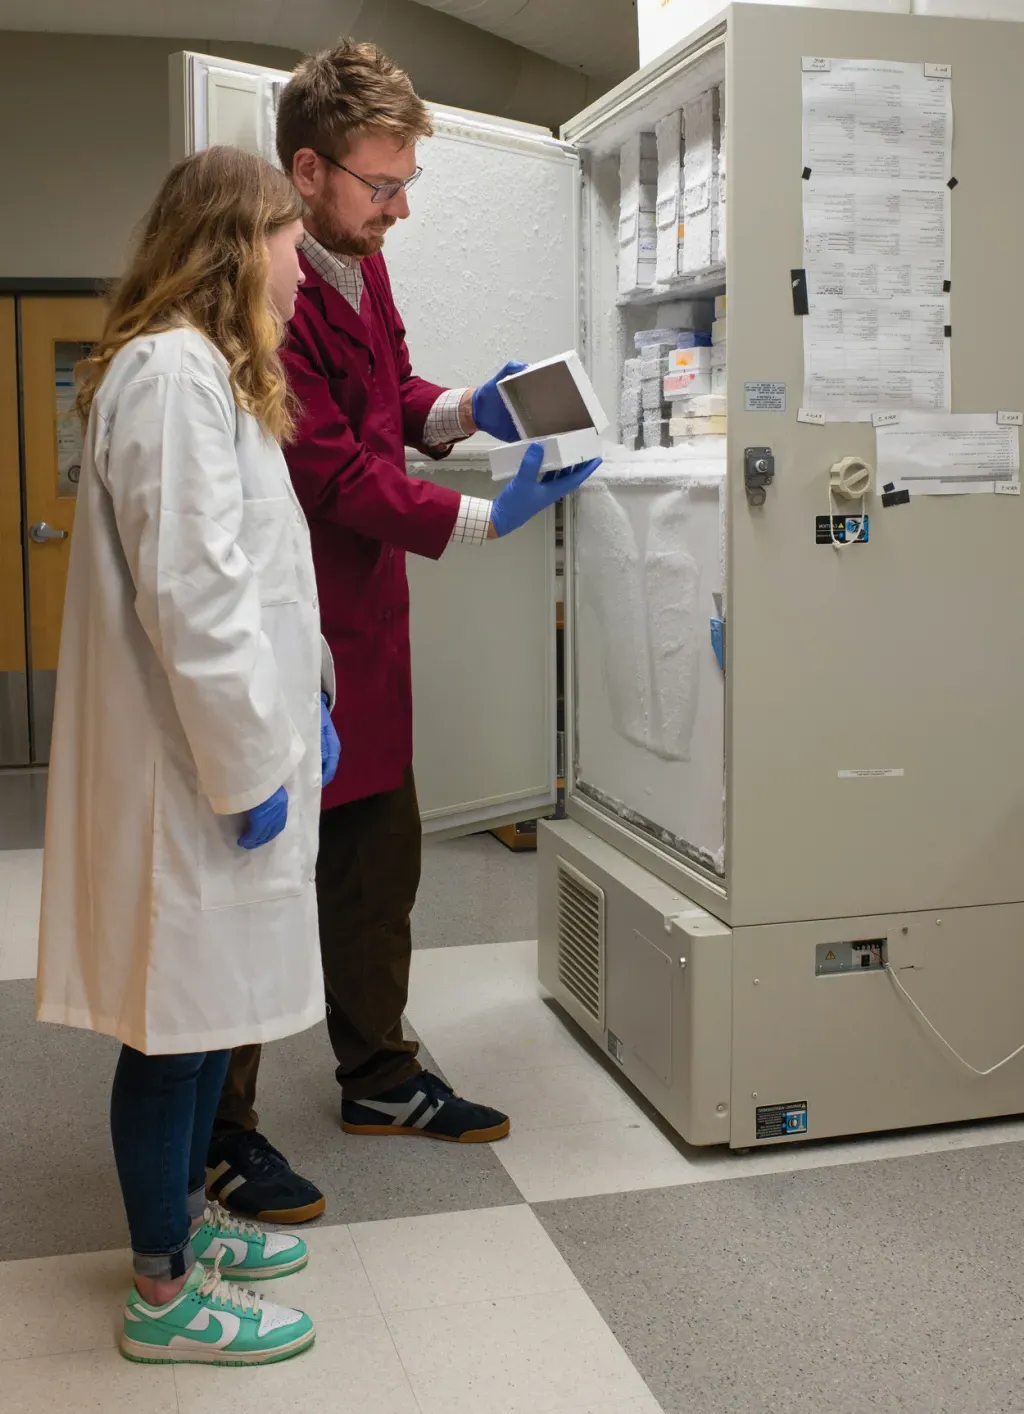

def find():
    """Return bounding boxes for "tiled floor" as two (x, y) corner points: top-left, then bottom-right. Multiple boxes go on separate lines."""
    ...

(4, 830), (1024, 1412)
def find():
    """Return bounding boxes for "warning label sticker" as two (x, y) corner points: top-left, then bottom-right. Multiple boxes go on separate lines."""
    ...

(815, 515), (869, 545)
(756, 1101), (808, 1141)
(744, 381), (787, 413)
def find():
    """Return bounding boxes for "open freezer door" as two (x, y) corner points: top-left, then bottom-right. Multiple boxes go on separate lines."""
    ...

(169, 53), (580, 837)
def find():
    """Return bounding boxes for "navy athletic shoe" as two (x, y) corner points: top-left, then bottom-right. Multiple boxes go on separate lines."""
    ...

(342, 1071), (510, 1143)
(206, 1131), (326, 1224)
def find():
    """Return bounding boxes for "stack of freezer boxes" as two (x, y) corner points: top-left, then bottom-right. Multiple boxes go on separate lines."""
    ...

(617, 132), (659, 294)
(619, 294), (726, 448)
(618, 83), (724, 295)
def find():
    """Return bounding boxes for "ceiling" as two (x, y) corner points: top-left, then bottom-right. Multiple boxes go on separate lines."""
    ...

(406, 0), (638, 82)
(0, 0), (638, 83)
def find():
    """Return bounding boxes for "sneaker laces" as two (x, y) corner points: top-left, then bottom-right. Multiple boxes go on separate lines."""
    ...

(234, 1130), (290, 1176)
(203, 1201), (262, 1242)
(196, 1251), (262, 1315)
(419, 1071), (456, 1103)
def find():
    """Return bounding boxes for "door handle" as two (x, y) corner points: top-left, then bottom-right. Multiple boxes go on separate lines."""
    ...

(29, 521), (68, 544)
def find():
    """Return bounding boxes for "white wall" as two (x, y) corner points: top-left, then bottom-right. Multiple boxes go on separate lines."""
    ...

(0, 26), (597, 279)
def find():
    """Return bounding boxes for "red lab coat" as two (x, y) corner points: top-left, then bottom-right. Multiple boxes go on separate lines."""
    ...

(282, 251), (462, 808)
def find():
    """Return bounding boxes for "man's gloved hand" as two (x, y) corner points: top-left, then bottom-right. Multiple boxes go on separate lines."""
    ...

(490, 443), (601, 538)
(238, 787), (289, 849)
(471, 360), (528, 442)
(320, 693), (341, 787)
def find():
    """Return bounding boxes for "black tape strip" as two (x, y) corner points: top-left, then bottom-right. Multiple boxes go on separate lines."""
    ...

(882, 489), (911, 508)
(944, 325), (952, 337)
(791, 269), (810, 317)
(948, 176), (958, 189)
(883, 482), (895, 494)
(802, 166), (812, 180)
(942, 279), (951, 293)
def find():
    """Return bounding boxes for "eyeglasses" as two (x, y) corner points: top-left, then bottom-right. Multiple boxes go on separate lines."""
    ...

(314, 151), (423, 204)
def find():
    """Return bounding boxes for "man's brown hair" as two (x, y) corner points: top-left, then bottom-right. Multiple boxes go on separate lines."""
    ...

(276, 39), (433, 174)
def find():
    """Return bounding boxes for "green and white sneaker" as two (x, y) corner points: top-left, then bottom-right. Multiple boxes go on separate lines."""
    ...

(192, 1203), (309, 1281)
(121, 1253), (315, 1366)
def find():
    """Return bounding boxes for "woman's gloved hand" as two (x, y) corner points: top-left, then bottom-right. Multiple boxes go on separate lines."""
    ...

(471, 360), (528, 442)
(320, 693), (341, 787)
(490, 443), (601, 538)
(238, 787), (288, 849)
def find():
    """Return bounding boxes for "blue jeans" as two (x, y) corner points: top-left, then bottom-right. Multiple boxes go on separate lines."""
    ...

(110, 1046), (231, 1280)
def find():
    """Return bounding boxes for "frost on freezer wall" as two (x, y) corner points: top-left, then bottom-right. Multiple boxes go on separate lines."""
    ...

(574, 470), (727, 871)
(646, 492), (702, 762)
(579, 482), (700, 764)
(578, 484), (652, 750)
(386, 124), (577, 389)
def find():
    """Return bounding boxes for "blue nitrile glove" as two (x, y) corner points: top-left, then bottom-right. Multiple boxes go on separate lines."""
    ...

(320, 693), (341, 787)
(710, 617), (725, 672)
(490, 443), (602, 538)
(238, 787), (288, 849)
(471, 360), (528, 442)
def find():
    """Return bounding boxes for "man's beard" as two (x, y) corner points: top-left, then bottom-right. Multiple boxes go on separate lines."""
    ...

(310, 204), (397, 258)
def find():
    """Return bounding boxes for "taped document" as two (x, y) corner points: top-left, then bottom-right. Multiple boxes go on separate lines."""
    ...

(875, 413), (1021, 496)
(803, 299), (950, 421)
(800, 58), (953, 422)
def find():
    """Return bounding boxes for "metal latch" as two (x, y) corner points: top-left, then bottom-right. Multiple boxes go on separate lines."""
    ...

(744, 446), (775, 506)
(29, 521), (68, 544)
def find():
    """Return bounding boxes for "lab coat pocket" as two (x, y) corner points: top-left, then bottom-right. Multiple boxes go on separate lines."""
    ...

(238, 497), (300, 607)
(199, 800), (306, 911)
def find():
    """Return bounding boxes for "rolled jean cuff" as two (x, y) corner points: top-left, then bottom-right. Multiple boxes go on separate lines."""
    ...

(132, 1237), (195, 1282)
(187, 1185), (208, 1222)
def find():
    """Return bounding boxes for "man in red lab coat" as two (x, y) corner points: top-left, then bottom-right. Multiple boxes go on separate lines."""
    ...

(205, 39), (597, 1222)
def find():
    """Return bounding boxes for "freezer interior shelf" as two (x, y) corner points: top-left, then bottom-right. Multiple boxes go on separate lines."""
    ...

(617, 263), (726, 308)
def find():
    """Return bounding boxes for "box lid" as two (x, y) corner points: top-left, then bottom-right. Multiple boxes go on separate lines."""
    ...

(497, 351), (609, 441)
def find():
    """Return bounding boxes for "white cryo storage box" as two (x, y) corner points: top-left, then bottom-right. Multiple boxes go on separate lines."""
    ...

(487, 352), (609, 481)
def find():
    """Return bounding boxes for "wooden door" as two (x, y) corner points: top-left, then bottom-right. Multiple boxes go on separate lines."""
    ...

(20, 296), (105, 761)
(0, 297), (29, 765)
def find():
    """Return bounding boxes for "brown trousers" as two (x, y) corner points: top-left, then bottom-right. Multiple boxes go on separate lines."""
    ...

(213, 768), (423, 1136)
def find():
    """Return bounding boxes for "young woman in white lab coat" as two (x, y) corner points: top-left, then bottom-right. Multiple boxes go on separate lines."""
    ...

(35, 146), (340, 1367)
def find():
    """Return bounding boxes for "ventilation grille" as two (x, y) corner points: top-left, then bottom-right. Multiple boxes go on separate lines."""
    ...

(556, 858), (605, 1024)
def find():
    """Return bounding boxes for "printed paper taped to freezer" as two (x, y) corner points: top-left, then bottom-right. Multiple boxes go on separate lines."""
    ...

(875, 413), (1021, 495)
(800, 58), (953, 421)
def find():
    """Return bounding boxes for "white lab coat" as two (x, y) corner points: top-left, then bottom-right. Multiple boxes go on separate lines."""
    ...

(36, 328), (331, 1054)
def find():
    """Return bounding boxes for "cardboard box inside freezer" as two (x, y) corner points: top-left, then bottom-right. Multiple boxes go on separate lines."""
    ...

(488, 351), (609, 480)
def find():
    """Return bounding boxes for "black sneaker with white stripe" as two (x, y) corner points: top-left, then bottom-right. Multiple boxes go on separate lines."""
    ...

(206, 1130), (326, 1224)
(341, 1071), (510, 1143)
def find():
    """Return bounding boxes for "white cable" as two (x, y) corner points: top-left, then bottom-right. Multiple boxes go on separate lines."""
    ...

(827, 456), (872, 551)
(885, 964), (1024, 1077)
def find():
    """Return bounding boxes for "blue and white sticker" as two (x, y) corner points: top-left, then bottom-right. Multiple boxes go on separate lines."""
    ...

(756, 1101), (808, 1140)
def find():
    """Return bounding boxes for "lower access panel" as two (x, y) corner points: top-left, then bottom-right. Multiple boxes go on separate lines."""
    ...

(731, 905), (1024, 1148)
(538, 819), (733, 1146)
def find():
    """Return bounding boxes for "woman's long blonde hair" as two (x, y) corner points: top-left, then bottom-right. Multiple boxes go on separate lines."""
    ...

(77, 146), (304, 442)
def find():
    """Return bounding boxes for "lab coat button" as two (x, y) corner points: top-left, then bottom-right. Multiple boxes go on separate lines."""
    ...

(312, 594), (318, 608)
